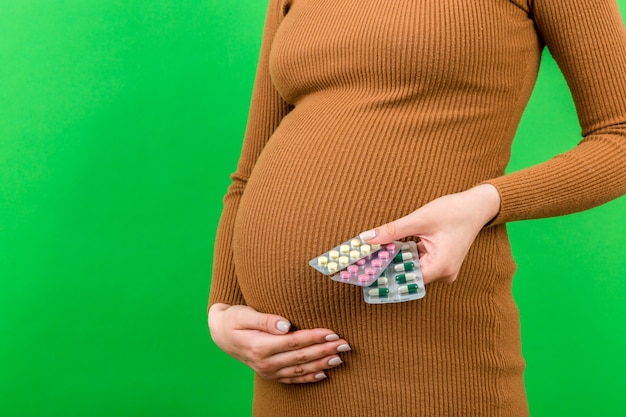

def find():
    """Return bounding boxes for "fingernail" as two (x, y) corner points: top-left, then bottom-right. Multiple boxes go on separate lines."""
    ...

(328, 357), (343, 366)
(325, 334), (339, 342)
(314, 372), (327, 380)
(337, 344), (351, 352)
(276, 320), (291, 333)
(359, 230), (377, 241)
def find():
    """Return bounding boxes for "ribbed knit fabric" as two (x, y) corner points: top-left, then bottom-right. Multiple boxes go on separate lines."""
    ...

(210, 1), (626, 416)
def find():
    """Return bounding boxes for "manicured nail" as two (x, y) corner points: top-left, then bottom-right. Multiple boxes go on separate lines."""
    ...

(314, 372), (327, 380)
(276, 320), (291, 333)
(328, 357), (343, 366)
(325, 334), (339, 342)
(337, 344), (351, 352)
(359, 230), (377, 241)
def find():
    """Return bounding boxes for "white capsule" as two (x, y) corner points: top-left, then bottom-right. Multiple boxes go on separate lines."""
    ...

(398, 283), (419, 295)
(368, 287), (389, 297)
(370, 277), (388, 287)
(393, 262), (414, 272)
(395, 273), (417, 283)
(395, 252), (413, 262)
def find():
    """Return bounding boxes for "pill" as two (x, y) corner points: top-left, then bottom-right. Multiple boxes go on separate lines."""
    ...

(365, 267), (376, 276)
(368, 288), (390, 297)
(358, 274), (370, 282)
(339, 256), (349, 267)
(340, 271), (352, 281)
(385, 243), (396, 251)
(318, 256), (328, 267)
(378, 251), (390, 260)
(357, 259), (367, 266)
(360, 244), (371, 255)
(350, 250), (360, 260)
(329, 250), (340, 260)
(369, 277), (389, 287)
(398, 283), (419, 295)
(371, 259), (383, 268)
(351, 239), (361, 248)
(400, 243), (411, 251)
(393, 262), (414, 272)
(395, 273), (418, 283)
(372, 243), (381, 250)
(340, 244), (351, 254)
(393, 252), (413, 262)
(347, 265), (359, 274)
(328, 262), (338, 273)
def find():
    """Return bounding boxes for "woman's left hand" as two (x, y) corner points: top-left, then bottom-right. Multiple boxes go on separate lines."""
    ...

(359, 184), (501, 285)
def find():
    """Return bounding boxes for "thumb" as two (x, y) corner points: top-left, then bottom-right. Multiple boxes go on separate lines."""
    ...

(359, 213), (420, 245)
(235, 306), (292, 335)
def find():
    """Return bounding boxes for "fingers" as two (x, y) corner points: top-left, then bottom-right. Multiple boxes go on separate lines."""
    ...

(228, 305), (293, 335)
(417, 238), (459, 285)
(360, 211), (422, 245)
(250, 328), (350, 359)
(208, 304), (352, 384)
(255, 337), (351, 384)
(274, 355), (345, 384)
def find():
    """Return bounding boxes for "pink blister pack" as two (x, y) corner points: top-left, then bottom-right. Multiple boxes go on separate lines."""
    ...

(329, 242), (402, 287)
(308, 236), (383, 276)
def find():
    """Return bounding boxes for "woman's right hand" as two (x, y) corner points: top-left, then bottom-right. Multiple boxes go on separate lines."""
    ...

(208, 303), (351, 384)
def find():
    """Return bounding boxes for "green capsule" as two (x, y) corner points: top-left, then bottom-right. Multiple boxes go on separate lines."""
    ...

(393, 262), (414, 272)
(395, 273), (418, 284)
(367, 287), (390, 297)
(393, 251), (413, 263)
(398, 283), (419, 295)
(369, 278), (389, 288)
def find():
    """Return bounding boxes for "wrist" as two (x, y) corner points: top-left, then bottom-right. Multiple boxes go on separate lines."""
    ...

(464, 184), (501, 226)
(208, 303), (231, 340)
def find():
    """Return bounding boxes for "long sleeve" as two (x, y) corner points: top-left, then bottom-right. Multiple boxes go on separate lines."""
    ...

(487, 0), (626, 224)
(209, 0), (292, 306)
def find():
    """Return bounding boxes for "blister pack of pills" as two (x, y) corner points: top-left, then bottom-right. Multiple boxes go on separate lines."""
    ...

(330, 242), (402, 287)
(363, 241), (426, 304)
(309, 236), (383, 275)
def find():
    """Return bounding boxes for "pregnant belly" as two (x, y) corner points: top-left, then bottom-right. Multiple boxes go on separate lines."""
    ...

(231, 121), (425, 317)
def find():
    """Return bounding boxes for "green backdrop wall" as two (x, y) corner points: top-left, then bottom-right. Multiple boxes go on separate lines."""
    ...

(1, 1), (625, 416)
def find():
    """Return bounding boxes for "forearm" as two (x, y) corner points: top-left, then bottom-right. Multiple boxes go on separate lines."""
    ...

(485, 0), (626, 225)
(209, 192), (246, 307)
(485, 133), (626, 225)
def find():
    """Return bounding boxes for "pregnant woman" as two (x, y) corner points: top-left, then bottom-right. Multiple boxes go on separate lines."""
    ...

(209, 1), (626, 415)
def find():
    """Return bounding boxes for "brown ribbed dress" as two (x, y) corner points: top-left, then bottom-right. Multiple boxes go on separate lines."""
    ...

(209, 0), (626, 415)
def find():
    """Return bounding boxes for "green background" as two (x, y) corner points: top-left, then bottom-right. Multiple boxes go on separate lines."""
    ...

(1, 1), (624, 416)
